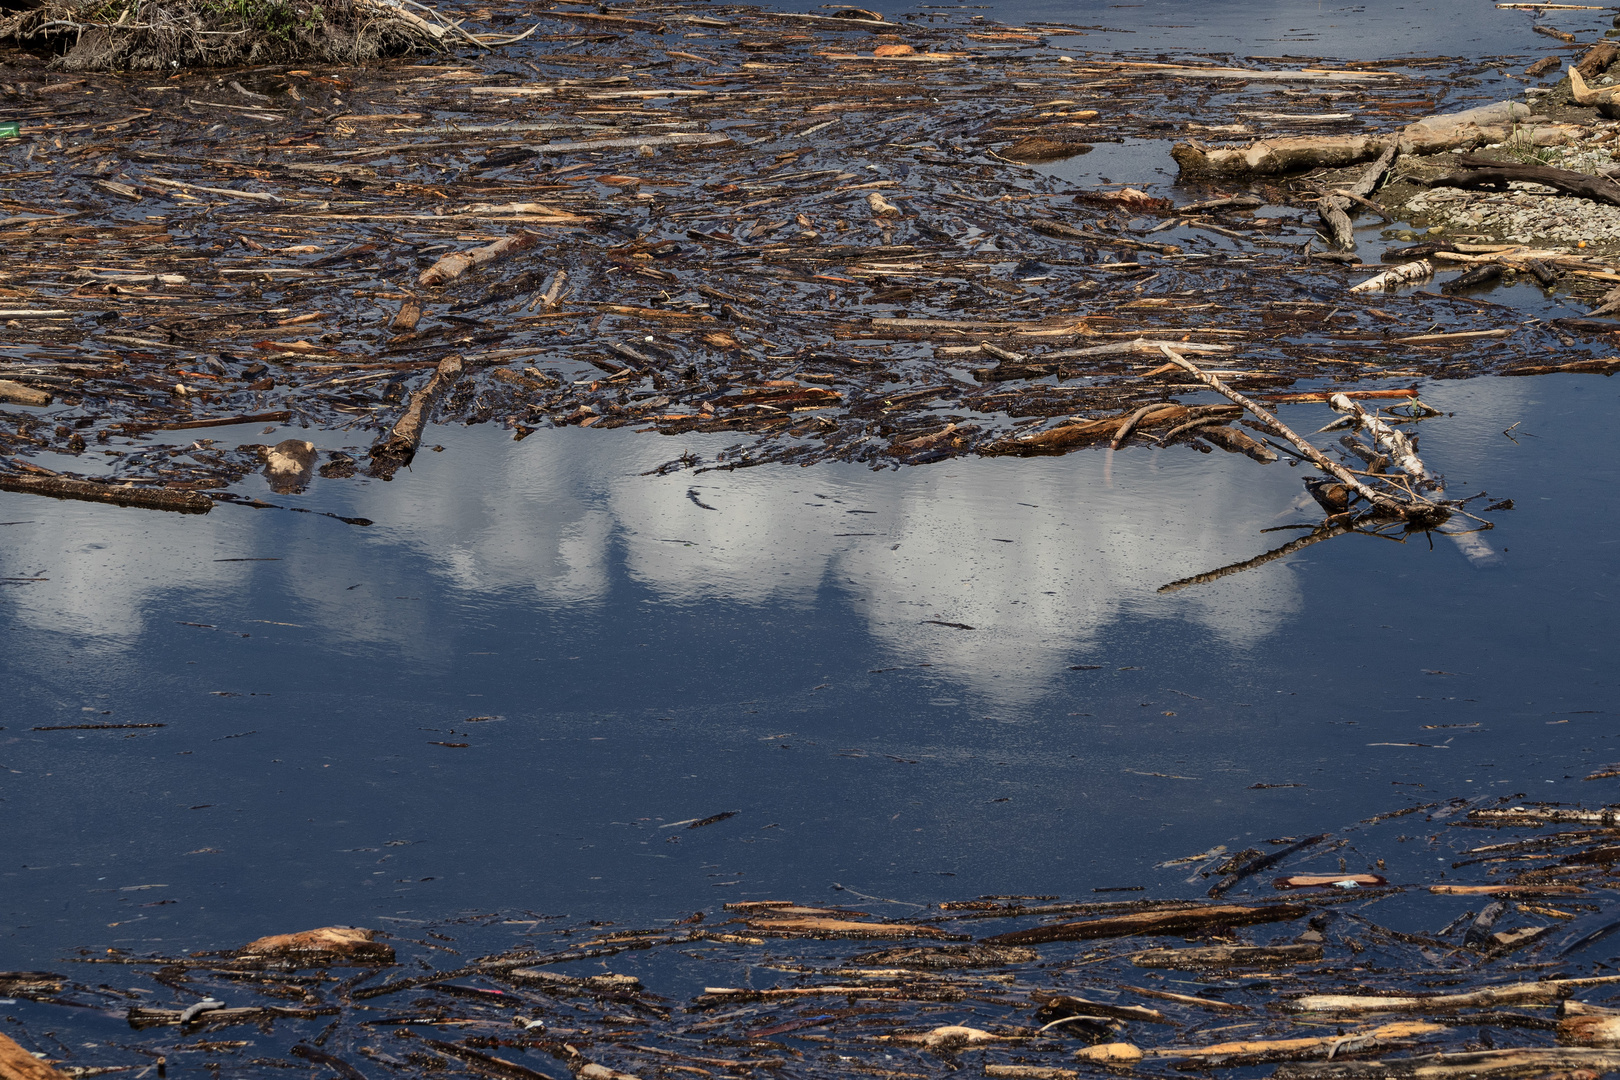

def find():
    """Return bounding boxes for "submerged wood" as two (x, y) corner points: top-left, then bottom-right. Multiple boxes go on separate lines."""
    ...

(0, 470), (212, 513)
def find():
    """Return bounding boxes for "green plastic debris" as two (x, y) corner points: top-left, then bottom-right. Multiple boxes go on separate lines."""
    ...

(0, 122), (19, 138)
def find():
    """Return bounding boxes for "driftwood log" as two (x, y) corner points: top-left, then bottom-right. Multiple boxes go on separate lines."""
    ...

(418, 232), (539, 288)
(0, 1033), (68, 1080)
(1131, 944), (1324, 970)
(1569, 67), (1620, 118)
(1291, 975), (1620, 1014)
(0, 470), (213, 513)
(1319, 143), (1397, 250)
(127, 1004), (340, 1030)
(1172, 101), (1575, 177)
(1425, 155), (1620, 208)
(368, 354), (464, 479)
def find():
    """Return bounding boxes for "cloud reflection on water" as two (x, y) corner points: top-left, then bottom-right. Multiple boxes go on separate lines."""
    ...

(0, 428), (1306, 706)
(344, 432), (1306, 705)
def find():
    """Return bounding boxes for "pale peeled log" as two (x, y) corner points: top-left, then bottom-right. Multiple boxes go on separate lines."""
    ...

(1074, 1043), (1144, 1064)
(577, 1064), (641, 1080)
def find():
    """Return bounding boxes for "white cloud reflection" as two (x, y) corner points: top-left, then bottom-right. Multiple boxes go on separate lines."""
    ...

(12, 399), (1472, 705)
(340, 428), (1307, 704)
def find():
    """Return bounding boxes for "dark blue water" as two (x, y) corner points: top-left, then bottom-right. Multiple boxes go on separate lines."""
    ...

(3, 371), (1618, 963)
(801, 0), (1607, 60)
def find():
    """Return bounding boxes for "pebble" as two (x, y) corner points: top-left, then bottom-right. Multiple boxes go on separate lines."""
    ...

(1399, 134), (1620, 247)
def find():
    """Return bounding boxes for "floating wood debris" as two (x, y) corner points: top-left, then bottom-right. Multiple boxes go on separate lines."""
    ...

(0, 0), (1611, 539)
(10, 799), (1620, 1080)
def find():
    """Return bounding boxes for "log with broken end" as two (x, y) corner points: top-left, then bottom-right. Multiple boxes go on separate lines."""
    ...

(1351, 260), (1435, 292)
(1319, 143), (1397, 250)
(1173, 102), (1536, 177)
(368, 354), (464, 479)
(419, 231), (540, 288)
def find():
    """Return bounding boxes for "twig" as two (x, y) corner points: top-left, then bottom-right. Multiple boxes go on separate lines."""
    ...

(1109, 402), (1164, 450)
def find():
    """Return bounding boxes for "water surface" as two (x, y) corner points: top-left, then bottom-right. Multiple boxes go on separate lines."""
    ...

(3, 373), (1617, 962)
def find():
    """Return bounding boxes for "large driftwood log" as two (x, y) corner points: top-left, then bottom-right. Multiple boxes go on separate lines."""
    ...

(368, 354), (464, 478)
(1173, 102), (1560, 177)
(419, 231), (538, 287)
(1425, 154), (1620, 208)
(1575, 41), (1619, 80)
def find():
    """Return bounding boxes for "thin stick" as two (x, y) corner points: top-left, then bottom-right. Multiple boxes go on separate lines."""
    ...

(1159, 521), (1359, 594)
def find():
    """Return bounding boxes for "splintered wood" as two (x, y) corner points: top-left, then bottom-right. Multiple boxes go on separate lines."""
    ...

(0, 0), (1608, 515)
(15, 799), (1620, 1080)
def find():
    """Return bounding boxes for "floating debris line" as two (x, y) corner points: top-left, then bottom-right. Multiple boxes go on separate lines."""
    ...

(9, 800), (1620, 1079)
